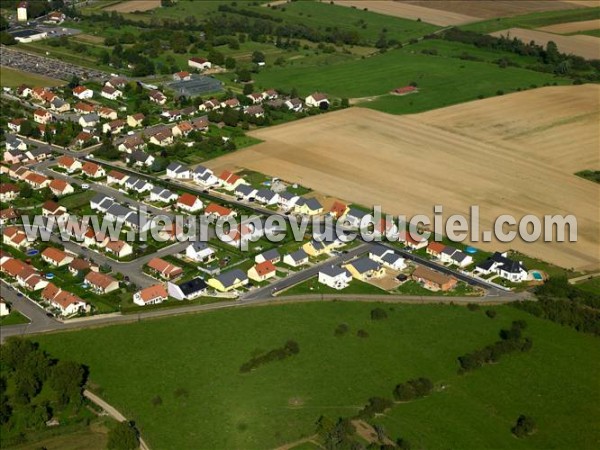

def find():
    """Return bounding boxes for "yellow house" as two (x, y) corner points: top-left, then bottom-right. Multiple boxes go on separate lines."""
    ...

(207, 269), (248, 292)
(127, 113), (145, 128)
(302, 238), (341, 257)
(294, 197), (323, 216)
(343, 257), (385, 281)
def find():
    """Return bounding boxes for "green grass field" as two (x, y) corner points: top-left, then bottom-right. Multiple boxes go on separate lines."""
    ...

(461, 7), (600, 34)
(34, 302), (600, 450)
(253, 47), (568, 114)
(0, 67), (66, 87)
(0, 310), (30, 326)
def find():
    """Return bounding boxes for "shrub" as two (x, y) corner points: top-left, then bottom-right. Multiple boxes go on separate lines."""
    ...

(334, 323), (349, 337)
(485, 309), (497, 319)
(512, 415), (536, 437)
(467, 303), (480, 311)
(371, 307), (388, 321)
(357, 329), (369, 338)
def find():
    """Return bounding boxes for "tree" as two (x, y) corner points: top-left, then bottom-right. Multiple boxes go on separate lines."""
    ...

(251, 51), (265, 63)
(370, 307), (388, 321)
(48, 360), (85, 406)
(1, 337), (36, 372)
(243, 83), (253, 95)
(512, 415), (536, 438)
(107, 421), (140, 450)
(237, 69), (252, 82)
(20, 183), (33, 199)
(68, 75), (80, 89)
(393, 383), (416, 401)
(225, 57), (236, 70)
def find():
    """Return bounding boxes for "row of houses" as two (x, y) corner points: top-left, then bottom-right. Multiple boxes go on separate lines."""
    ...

(1, 163), (75, 196)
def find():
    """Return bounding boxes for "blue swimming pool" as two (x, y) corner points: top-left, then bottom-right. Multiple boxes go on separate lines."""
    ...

(532, 272), (543, 280)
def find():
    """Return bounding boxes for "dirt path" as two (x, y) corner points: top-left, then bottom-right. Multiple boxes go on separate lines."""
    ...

(274, 434), (322, 450)
(84, 390), (151, 450)
(352, 420), (395, 446)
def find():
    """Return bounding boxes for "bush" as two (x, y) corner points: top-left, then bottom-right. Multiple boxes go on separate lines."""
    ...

(370, 307), (388, 321)
(485, 309), (497, 319)
(334, 323), (349, 336)
(467, 303), (480, 311)
(357, 329), (369, 338)
(512, 415), (536, 437)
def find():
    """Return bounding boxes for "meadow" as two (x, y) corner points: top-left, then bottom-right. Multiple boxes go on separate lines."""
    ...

(0, 67), (66, 87)
(34, 302), (600, 450)
(461, 6), (600, 33)
(252, 47), (569, 114)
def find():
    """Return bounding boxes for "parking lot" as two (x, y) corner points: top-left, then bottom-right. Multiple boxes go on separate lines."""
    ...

(0, 45), (106, 81)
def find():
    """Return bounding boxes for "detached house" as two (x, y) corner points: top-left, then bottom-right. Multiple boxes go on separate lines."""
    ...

(204, 203), (236, 219)
(283, 249), (309, 267)
(42, 283), (88, 316)
(24, 172), (50, 189)
(208, 269), (248, 293)
(475, 252), (528, 282)
(102, 119), (126, 135)
(185, 241), (215, 263)
(193, 165), (218, 187)
(74, 102), (95, 114)
(0, 183), (19, 202)
(412, 266), (457, 291)
(100, 85), (123, 100)
(218, 170), (246, 191)
(188, 57), (212, 70)
(255, 249), (280, 265)
(149, 186), (177, 204)
(41, 247), (73, 267)
(78, 113), (99, 128)
(99, 107), (118, 120)
(127, 151), (155, 168)
(318, 265), (352, 290)
(127, 113), (145, 128)
(73, 86), (93, 100)
(173, 71), (191, 81)
(105, 239), (133, 258)
(106, 77), (128, 90)
(168, 277), (207, 301)
(254, 189), (279, 206)
(149, 90), (167, 105)
(124, 176), (153, 193)
(149, 129), (173, 147)
(107, 170), (128, 186)
(81, 161), (106, 179)
(134, 284), (169, 306)
(246, 93), (263, 104)
(50, 98), (70, 112)
(344, 257), (385, 281)
(2, 226), (30, 249)
(329, 201), (349, 219)
(285, 98), (303, 112)
(57, 155), (81, 173)
(305, 92), (330, 108)
(33, 109), (52, 124)
(247, 261), (277, 282)
(294, 197), (323, 216)
(147, 258), (183, 280)
(166, 162), (190, 179)
(49, 179), (74, 197)
(177, 193), (203, 213)
(118, 135), (145, 153)
(84, 272), (119, 294)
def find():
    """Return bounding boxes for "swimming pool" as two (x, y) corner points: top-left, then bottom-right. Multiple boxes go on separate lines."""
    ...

(532, 272), (543, 280)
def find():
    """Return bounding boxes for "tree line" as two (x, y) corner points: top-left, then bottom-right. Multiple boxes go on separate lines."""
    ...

(239, 339), (300, 373)
(512, 277), (600, 335)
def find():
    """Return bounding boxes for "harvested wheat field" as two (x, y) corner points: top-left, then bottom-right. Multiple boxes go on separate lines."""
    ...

(332, 0), (479, 26)
(491, 28), (600, 59)
(206, 85), (600, 271)
(538, 19), (600, 33)
(400, 1), (591, 19)
(104, 0), (160, 13)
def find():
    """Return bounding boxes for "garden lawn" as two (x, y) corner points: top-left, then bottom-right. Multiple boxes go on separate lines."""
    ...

(253, 48), (569, 114)
(34, 302), (600, 450)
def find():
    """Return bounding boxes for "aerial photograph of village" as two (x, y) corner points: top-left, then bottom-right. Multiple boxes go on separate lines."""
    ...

(0, 0), (598, 448)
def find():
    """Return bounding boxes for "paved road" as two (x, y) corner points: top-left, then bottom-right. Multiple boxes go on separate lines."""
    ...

(84, 390), (150, 450)
(0, 279), (59, 337)
(243, 243), (368, 300)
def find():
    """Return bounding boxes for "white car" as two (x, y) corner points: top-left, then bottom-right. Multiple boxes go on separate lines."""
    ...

(81, 184), (90, 190)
